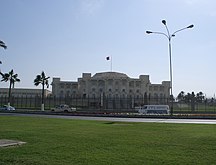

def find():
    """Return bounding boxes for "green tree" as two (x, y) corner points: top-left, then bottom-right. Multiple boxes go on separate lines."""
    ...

(184, 93), (192, 103)
(0, 69), (20, 106)
(34, 71), (50, 111)
(177, 91), (185, 102)
(196, 92), (205, 103)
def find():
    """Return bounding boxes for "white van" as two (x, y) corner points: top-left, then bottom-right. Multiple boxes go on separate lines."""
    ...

(138, 105), (170, 115)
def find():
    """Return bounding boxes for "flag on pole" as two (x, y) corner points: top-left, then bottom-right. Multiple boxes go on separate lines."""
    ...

(106, 56), (112, 71)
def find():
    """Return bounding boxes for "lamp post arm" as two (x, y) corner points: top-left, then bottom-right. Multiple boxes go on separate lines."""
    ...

(164, 24), (171, 39)
(172, 27), (191, 36)
(147, 31), (169, 40)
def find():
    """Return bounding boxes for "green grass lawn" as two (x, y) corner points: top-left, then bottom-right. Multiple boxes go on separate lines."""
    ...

(0, 116), (216, 165)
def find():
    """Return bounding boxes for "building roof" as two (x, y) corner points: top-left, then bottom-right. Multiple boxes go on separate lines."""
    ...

(92, 72), (129, 79)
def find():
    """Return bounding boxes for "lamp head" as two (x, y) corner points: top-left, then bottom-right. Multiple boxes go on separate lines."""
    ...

(187, 24), (194, 28)
(146, 31), (152, 34)
(162, 20), (166, 25)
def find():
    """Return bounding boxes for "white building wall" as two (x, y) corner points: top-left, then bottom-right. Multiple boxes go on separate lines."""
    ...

(0, 88), (51, 98)
(51, 72), (170, 99)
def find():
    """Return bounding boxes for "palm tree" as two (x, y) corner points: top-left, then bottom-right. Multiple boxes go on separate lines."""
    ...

(177, 91), (185, 102)
(196, 91), (204, 103)
(34, 71), (50, 111)
(0, 69), (20, 106)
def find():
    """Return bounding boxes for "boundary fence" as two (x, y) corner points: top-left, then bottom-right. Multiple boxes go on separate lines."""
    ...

(0, 96), (216, 114)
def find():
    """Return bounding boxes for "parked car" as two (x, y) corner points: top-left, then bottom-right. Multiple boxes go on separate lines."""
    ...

(51, 104), (76, 112)
(0, 105), (15, 111)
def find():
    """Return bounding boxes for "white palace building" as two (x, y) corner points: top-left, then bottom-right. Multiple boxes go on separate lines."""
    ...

(0, 71), (170, 109)
(51, 72), (170, 102)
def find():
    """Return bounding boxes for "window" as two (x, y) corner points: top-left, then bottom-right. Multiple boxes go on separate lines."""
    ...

(122, 79), (127, 86)
(149, 86), (152, 91)
(72, 84), (77, 89)
(136, 81), (141, 87)
(108, 79), (113, 85)
(66, 84), (71, 89)
(154, 93), (158, 98)
(60, 91), (64, 97)
(66, 91), (70, 96)
(81, 80), (86, 86)
(154, 86), (158, 91)
(129, 81), (134, 87)
(60, 83), (65, 88)
(98, 80), (105, 86)
(160, 86), (164, 91)
(91, 80), (97, 86)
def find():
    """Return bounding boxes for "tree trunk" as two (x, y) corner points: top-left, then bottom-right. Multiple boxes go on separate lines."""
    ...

(8, 80), (12, 106)
(41, 83), (45, 111)
(191, 93), (195, 112)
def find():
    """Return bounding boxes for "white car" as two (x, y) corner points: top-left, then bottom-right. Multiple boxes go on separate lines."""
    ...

(0, 105), (15, 111)
(51, 104), (76, 112)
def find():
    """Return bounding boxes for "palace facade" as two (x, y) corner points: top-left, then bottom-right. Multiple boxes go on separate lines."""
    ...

(51, 72), (170, 100)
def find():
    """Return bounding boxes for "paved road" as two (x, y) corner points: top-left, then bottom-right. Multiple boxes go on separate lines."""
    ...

(1, 113), (216, 124)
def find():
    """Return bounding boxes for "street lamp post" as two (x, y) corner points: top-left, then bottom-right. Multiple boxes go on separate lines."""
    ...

(146, 20), (193, 115)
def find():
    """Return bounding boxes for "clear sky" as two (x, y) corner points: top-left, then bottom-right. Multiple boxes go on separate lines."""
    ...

(0, 0), (216, 98)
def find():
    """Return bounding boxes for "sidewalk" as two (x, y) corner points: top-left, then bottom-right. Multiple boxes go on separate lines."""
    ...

(0, 139), (26, 147)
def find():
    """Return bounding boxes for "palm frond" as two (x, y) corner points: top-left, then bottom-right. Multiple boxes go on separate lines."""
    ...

(4, 73), (10, 78)
(9, 69), (14, 76)
(0, 40), (7, 49)
(45, 80), (49, 88)
(16, 78), (21, 82)
(41, 71), (45, 78)
(34, 82), (40, 86)
(1, 73), (10, 82)
(34, 75), (42, 84)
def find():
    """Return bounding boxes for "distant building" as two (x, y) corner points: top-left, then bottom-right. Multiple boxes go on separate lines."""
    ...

(51, 72), (170, 100)
(0, 88), (51, 98)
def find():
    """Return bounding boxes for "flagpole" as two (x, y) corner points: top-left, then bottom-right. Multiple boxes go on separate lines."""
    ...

(106, 55), (112, 72)
(111, 55), (112, 72)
